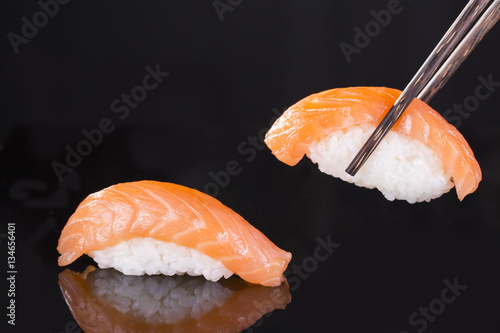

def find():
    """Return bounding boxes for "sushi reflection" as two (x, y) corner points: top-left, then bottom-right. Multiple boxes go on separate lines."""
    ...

(58, 266), (291, 332)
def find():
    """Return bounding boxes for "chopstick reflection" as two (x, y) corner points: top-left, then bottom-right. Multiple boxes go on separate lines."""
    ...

(58, 266), (291, 332)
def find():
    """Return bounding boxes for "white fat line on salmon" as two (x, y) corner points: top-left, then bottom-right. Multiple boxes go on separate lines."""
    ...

(203, 106), (286, 197)
(339, 0), (405, 64)
(400, 277), (467, 333)
(244, 234), (340, 333)
(213, 0), (244, 22)
(7, 0), (72, 55)
(443, 73), (500, 128)
(51, 64), (169, 183)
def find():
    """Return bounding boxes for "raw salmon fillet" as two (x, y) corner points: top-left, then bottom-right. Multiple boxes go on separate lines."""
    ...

(265, 87), (481, 200)
(57, 181), (291, 287)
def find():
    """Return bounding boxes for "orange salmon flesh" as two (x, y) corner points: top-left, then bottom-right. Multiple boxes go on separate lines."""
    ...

(57, 181), (292, 287)
(264, 87), (481, 200)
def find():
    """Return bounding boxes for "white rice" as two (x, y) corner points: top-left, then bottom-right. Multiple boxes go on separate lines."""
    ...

(89, 238), (234, 282)
(306, 124), (454, 203)
(89, 269), (234, 324)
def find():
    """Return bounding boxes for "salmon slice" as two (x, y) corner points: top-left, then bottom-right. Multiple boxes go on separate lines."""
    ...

(57, 181), (291, 287)
(58, 267), (291, 333)
(264, 87), (481, 200)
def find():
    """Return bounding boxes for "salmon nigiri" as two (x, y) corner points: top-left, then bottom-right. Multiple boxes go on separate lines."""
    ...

(58, 267), (291, 333)
(265, 87), (481, 203)
(57, 181), (291, 287)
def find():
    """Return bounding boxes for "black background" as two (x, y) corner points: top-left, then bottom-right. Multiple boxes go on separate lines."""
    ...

(1, 0), (500, 332)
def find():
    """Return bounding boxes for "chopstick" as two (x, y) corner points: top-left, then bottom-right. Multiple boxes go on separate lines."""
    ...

(418, 0), (500, 103)
(345, 0), (500, 176)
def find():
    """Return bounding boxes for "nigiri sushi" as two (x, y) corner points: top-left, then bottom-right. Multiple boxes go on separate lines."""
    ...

(265, 87), (481, 203)
(58, 266), (291, 333)
(57, 181), (291, 287)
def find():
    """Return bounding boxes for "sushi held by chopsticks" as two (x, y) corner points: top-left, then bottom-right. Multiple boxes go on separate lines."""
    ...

(265, 87), (481, 203)
(57, 181), (291, 287)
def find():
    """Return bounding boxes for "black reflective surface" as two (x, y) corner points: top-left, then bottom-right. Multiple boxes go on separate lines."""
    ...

(2, 0), (500, 332)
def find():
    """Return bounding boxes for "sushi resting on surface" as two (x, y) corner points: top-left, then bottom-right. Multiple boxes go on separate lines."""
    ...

(57, 181), (291, 287)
